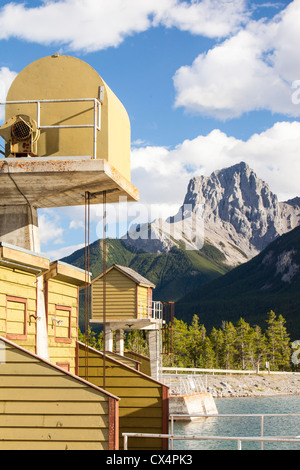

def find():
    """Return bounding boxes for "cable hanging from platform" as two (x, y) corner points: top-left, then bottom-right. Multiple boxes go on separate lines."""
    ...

(84, 189), (107, 389)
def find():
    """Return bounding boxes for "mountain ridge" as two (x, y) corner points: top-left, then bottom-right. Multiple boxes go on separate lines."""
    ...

(61, 161), (300, 331)
(122, 162), (300, 266)
(176, 225), (300, 339)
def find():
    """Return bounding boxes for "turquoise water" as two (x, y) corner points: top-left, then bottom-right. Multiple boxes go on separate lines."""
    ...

(172, 396), (300, 450)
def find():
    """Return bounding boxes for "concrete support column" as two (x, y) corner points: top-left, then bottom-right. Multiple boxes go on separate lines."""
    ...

(0, 204), (40, 252)
(115, 329), (124, 356)
(105, 326), (113, 353)
(148, 329), (160, 380)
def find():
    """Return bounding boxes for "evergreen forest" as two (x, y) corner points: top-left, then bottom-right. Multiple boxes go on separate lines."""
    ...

(80, 310), (299, 372)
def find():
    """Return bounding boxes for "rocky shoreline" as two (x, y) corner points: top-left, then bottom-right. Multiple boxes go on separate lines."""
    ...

(206, 373), (300, 398)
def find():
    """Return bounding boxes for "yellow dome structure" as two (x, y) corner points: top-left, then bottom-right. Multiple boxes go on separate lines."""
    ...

(3, 54), (131, 181)
(0, 55), (138, 252)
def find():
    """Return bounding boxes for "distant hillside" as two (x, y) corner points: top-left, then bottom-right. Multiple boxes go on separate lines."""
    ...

(62, 238), (231, 302)
(62, 238), (232, 330)
(62, 161), (300, 333)
(176, 225), (300, 340)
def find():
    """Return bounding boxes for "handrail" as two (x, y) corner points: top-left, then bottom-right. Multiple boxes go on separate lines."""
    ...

(122, 432), (300, 451)
(0, 97), (103, 159)
(139, 300), (163, 320)
(169, 412), (300, 451)
(122, 412), (300, 450)
(161, 367), (300, 376)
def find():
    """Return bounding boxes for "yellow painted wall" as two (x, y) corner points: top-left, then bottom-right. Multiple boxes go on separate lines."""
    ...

(0, 257), (85, 373)
(5, 55), (131, 181)
(47, 279), (78, 374)
(0, 265), (37, 354)
(125, 351), (151, 376)
(92, 269), (136, 321)
(106, 351), (140, 371)
(78, 342), (168, 450)
(137, 285), (149, 319)
(0, 338), (117, 450)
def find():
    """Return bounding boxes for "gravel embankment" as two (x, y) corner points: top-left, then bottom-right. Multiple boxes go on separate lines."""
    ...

(206, 373), (300, 398)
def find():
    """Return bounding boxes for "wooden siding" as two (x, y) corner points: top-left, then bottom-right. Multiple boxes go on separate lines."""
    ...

(78, 342), (169, 450)
(47, 279), (78, 374)
(0, 337), (119, 450)
(0, 265), (37, 354)
(137, 285), (148, 319)
(125, 351), (151, 376)
(91, 269), (136, 321)
(106, 351), (140, 371)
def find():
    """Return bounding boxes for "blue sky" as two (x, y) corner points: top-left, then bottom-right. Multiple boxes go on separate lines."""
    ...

(0, 0), (300, 260)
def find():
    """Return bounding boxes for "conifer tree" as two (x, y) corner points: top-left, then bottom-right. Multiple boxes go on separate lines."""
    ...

(202, 337), (216, 369)
(125, 330), (149, 356)
(266, 310), (291, 371)
(275, 314), (291, 371)
(248, 325), (268, 370)
(188, 315), (206, 367)
(235, 318), (252, 370)
(172, 318), (190, 367)
(222, 322), (237, 369)
(209, 327), (224, 368)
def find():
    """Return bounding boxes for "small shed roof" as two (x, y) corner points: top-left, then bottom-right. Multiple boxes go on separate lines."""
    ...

(92, 264), (156, 288)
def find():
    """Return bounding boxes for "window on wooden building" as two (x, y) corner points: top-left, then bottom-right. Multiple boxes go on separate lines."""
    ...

(6, 296), (27, 340)
(54, 305), (72, 343)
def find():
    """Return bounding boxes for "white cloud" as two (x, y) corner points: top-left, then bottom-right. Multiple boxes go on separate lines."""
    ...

(0, 0), (164, 52)
(39, 210), (64, 246)
(0, 0), (248, 52)
(155, 0), (248, 38)
(42, 243), (85, 261)
(0, 66), (17, 121)
(132, 121), (300, 208)
(173, 0), (300, 119)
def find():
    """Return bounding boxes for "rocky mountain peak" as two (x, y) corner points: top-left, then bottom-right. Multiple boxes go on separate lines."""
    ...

(123, 162), (300, 266)
(184, 161), (277, 216)
(181, 161), (300, 261)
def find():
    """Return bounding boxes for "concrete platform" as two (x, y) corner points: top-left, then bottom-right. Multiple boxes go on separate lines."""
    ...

(0, 157), (139, 207)
(169, 393), (218, 421)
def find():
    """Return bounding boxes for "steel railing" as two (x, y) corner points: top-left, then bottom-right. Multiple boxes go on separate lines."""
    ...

(1, 96), (103, 159)
(161, 367), (300, 375)
(122, 412), (300, 450)
(123, 432), (300, 451)
(139, 300), (163, 320)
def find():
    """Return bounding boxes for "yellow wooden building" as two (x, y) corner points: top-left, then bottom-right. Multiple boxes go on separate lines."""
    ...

(0, 242), (86, 374)
(0, 54), (169, 451)
(77, 342), (168, 450)
(0, 243), (169, 450)
(91, 264), (164, 381)
(0, 337), (119, 450)
(91, 264), (156, 323)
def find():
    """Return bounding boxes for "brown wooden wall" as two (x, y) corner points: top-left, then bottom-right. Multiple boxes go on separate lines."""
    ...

(0, 337), (119, 450)
(77, 342), (169, 450)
